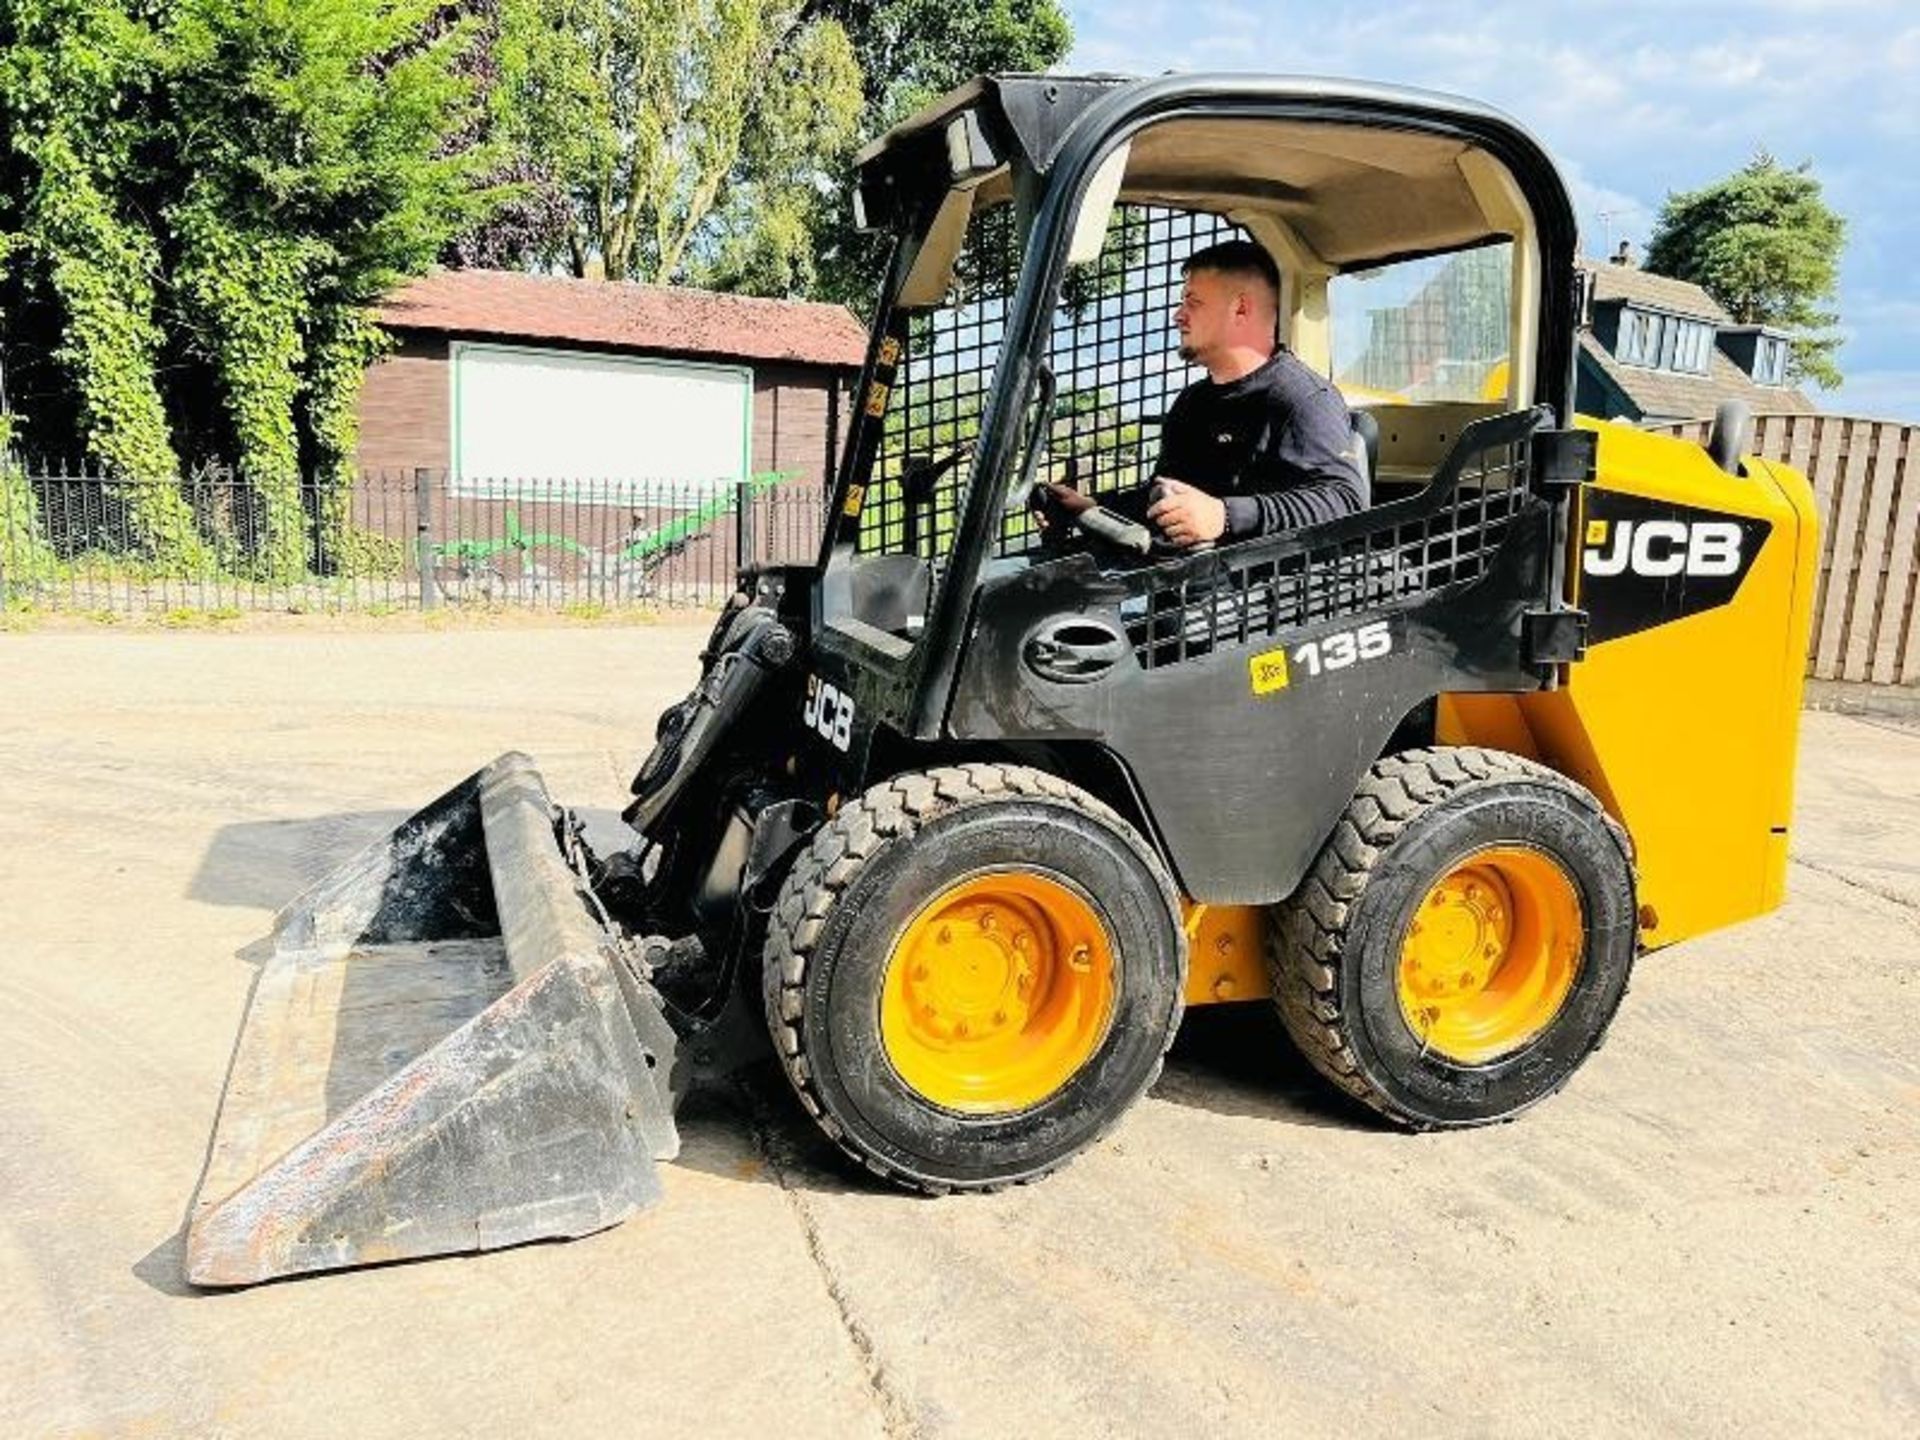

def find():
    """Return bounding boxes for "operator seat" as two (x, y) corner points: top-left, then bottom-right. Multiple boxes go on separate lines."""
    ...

(1349, 408), (1379, 506)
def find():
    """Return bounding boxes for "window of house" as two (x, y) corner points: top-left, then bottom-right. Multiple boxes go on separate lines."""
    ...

(1754, 335), (1789, 386)
(1617, 308), (1663, 367)
(1664, 319), (1713, 375)
(1617, 306), (1711, 375)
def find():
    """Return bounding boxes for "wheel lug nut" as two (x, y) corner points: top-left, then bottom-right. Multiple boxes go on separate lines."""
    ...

(994, 1009), (1008, 1025)
(979, 913), (996, 933)
(955, 1020), (971, 1038)
(1014, 932), (1029, 951)
(1068, 944), (1091, 973)
(913, 963), (930, 980)
(938, 926), (952, 945)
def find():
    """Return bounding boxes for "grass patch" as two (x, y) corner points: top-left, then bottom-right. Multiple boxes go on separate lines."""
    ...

(156, 605), (242, 629)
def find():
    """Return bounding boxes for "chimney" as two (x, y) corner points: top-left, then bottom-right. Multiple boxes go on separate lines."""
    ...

(1611, 240), (1636, 268)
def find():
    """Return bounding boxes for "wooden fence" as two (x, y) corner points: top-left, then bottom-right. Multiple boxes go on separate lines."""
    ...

(1650, 413), (1918, 687)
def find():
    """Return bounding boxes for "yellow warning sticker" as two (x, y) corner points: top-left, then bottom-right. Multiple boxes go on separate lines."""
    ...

(1585, 518), (1609, 545)
(877, 336), (902, 367)
(843, 484), (866, 517)
(864, 381), (890, 417)
(1249, 647), (1291, 696)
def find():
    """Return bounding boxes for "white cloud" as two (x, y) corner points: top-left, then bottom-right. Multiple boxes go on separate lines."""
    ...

(1065, 0), (1916, 390)
(1829, 371), (1920, 424)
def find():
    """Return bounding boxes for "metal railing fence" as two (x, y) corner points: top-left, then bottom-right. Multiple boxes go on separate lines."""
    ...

(0, 462), (828, 614)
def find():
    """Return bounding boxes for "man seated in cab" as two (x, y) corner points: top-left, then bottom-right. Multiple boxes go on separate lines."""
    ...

(1043, 239), (1368, 548)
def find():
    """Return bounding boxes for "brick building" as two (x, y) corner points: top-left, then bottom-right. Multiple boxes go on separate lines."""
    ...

(358, 269), (867, 490)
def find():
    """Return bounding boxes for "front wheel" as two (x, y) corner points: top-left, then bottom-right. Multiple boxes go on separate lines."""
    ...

(762, 763), (1186, 1192)
(1270, 746), (1637, 1128)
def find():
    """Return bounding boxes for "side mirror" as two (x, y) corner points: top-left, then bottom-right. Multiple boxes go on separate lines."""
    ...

(1706, 400), (1751, 477)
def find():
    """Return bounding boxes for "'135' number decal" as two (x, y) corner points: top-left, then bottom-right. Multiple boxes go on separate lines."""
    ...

(1249, 621), (1393, 697)
(1295, 620), (1392, 676)
(803, 676), (854, 751)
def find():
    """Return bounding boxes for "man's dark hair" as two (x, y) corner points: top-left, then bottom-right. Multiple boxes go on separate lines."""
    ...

(1183, 239), (1281, 297)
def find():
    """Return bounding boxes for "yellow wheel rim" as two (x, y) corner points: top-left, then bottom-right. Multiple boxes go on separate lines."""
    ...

(1397, 846), (1583, 1065)
(880, 871), (1118, 1114)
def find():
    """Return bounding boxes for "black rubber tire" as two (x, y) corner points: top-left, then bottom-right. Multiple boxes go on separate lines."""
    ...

(762, 762), (1186, 1193)
(1269, 745), (1637, 1129)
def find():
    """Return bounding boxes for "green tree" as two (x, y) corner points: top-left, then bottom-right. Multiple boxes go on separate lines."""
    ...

(0, 228), (58, 590)
(1643, 153), (1846, 390)
(812, 0), (1069, 128)
(163, 0), (496, 576)
(796, 0), (1072, 308)
(0, 0), (495, 580)
(0, 0), (210, 566)
(488, 0), (861, 285)
(468, 0), (1070, 304)
(690, 15), (863, 296)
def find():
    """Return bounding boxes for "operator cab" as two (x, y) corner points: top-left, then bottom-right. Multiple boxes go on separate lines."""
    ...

(818, 75), (1580, 745)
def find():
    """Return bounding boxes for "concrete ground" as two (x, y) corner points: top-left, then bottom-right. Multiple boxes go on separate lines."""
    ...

(1, 623), (1915, 1439)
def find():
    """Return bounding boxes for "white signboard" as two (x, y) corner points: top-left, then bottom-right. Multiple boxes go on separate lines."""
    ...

(451, 342), (751, 502)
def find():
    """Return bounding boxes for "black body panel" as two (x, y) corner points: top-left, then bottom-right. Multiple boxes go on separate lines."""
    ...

(948, 412), (1562, 902)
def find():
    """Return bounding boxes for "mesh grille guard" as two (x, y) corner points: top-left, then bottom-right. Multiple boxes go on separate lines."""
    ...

(1115, 408), (1553, 668)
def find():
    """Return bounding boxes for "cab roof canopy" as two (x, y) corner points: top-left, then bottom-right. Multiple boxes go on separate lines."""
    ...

(855, 72), (1573, 275)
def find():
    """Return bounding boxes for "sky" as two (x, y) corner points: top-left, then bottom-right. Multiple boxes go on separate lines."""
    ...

(1063, 0), (1920, 421)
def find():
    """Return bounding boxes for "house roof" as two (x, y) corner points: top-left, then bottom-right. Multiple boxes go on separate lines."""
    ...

(1578, 258), (1729, 321)
(1574, 256), (1813, 421)
(1577, 332), (1814, 423)
(379, 269), (869, 369)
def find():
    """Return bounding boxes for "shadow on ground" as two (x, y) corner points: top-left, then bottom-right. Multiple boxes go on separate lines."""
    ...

(189, 811), (413, 913)
(189, 806), (636, 916)
(1156, 1002), (1373, 1130)
(669, 1008), (1377, 1204)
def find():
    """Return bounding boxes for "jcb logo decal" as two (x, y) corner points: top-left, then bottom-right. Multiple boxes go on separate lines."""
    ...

(803, 675), (854, 751)
(1578, 494), (1771, 645)
(1583, 519), (1745, 579)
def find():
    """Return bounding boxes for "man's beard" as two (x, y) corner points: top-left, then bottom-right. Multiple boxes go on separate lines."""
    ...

(1177, 340), (1197, 362)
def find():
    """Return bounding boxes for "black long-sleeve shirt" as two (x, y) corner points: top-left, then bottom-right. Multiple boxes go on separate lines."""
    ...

(1146, 350), (1368, 538)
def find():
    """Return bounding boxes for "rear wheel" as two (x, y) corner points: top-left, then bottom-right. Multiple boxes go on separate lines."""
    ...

(763, 763), (1185, 1191)
(1270, 746), (1636, 1128)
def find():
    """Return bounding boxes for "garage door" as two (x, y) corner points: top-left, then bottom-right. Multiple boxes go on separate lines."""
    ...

(450, 342), (751, 501)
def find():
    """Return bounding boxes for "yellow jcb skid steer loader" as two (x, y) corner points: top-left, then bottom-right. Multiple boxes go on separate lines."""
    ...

(186, 73), (1818, 1286)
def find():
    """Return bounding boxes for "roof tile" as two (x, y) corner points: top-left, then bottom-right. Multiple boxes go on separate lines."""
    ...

(1578, 258), (1729, 321)
(379, 269), (869, 369)
(1578, 332), (1815, 422)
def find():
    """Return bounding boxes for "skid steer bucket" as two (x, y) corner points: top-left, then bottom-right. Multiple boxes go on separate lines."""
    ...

(185, 753), (679, 1287)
